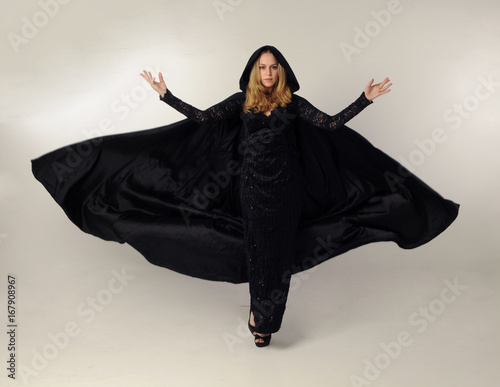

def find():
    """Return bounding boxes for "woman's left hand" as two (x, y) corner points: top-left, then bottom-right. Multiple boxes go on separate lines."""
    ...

(364, 77), (392, 101)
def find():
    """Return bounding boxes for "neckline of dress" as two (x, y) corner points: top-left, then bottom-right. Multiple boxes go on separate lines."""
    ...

(260, 98), (295, 116)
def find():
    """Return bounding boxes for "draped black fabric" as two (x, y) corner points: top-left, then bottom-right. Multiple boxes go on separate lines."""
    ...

(31, 45), (459, 288)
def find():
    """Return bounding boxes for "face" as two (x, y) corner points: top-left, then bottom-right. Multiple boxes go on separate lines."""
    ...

(259, 52), (279, 91)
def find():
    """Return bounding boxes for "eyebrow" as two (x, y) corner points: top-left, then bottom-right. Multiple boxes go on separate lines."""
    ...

(259, 63), (278, 66)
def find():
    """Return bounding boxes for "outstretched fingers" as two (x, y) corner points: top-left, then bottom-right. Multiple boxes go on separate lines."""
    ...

(140, 70), (155, 85)
(364, 77), (393, 100)
(381, 77), (392, 88)
(381, 78), (392, 94)
(375, 77), (392, 96)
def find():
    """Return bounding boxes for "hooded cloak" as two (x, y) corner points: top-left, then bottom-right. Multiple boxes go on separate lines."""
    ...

(31, 45), (459, 283)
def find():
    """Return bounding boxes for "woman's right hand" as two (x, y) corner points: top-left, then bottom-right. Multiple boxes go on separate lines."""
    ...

(140, 70), (167, 98)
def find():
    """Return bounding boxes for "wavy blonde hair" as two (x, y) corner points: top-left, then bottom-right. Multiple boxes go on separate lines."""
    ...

(243, 50), (292, 113)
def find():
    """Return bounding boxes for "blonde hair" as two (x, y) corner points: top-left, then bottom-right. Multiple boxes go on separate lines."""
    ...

(243, 50), (292, 114)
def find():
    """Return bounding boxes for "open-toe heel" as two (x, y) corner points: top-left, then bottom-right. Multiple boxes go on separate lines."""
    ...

(248, 311), (272, 347)
(253, 332), (272, 347)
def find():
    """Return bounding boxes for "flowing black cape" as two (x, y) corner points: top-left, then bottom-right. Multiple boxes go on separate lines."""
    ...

(31, 45), (459, 284)
(31, 102), (459, 284)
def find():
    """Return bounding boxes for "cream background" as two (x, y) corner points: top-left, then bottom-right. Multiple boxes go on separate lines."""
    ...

(1, 0), (499, 386)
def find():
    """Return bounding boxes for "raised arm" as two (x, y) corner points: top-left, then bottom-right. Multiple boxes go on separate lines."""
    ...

(140, 70), (242, 124)
(160, 89), (242, 124)
(296, 92), (373, 132)
(296, 77), (392, 132)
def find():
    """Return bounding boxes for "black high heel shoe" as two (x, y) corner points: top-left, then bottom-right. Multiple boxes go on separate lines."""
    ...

(248, 312), (272, 347)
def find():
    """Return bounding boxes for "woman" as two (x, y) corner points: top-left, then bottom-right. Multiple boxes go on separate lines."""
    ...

(142, 47), (385, 347)
(32, 45), (459, 348)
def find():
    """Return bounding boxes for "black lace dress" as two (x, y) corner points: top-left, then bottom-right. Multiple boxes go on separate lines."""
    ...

(160, 89), (372, 333)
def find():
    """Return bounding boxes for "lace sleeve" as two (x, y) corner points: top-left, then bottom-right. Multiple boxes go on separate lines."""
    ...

(160, 89), (242, 123)
(296, 92), (373, 132)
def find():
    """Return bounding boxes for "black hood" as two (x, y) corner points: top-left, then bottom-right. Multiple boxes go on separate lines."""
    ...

(239, 45), (300, 93)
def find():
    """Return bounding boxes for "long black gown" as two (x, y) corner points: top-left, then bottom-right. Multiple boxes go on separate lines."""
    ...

(31, 46), (459, 334)
(160, 84), (373, 333)
(240, 105), (303, 334)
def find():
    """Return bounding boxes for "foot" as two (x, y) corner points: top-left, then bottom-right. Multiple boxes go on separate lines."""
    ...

(249, 311), (271, 345)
